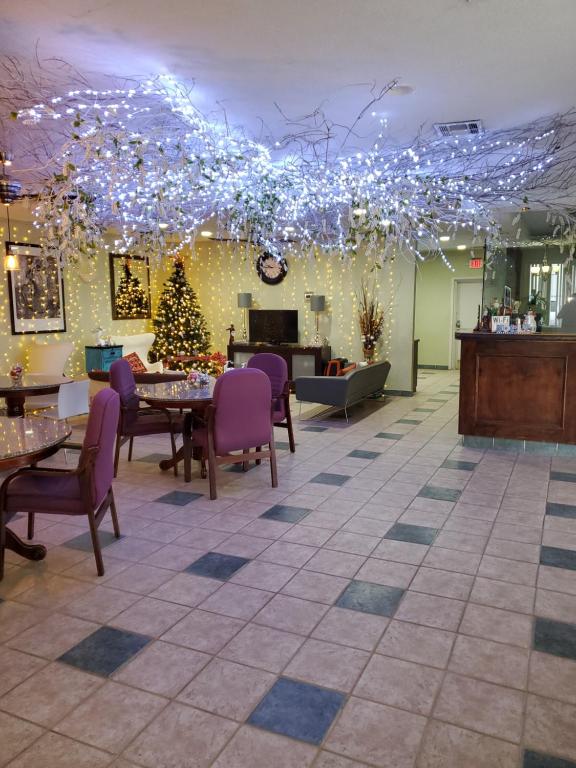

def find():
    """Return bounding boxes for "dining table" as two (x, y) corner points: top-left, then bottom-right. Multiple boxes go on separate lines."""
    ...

(0, 375), (68, 417)
(138, 379), (215, 482)
(0, 415), (71, 567)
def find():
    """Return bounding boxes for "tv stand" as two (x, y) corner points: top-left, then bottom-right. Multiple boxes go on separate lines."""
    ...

(227, 343), (331, 380)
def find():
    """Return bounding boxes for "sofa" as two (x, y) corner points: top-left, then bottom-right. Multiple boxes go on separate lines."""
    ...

(110, 333), (163, 373)
(295, 360), (391, 415)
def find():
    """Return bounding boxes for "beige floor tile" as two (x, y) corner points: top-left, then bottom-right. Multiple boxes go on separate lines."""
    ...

(113, 641), (210, 697)
(63, 585), (140, 623)
(111, 597), (190, 636)
(257, 541), (317, 567)
(217, 533), (275, 558)
(254, 594), (328, 635)
(410, 567), (474, 600)
(325, 696), (427, 767)
(124, 701), (237, 766)
(104, 564), (174, 595)
(312, 606), (389, 651)
(422, 547), (481, 575)
(485, 538), (540, 564)
(230, 561), (298, 591)
(448, 635), (529, 689)
(0, 647), (47, 697)
(177, 658), (275, 720)
(5, 732), (111, 768)
(6, 614), (98, 660)
(314, 753), (367, 768)
(354, 654), (442, 715)
(470, 577), (535, 614)
(477, 555), (538, 587)
(161, 609), (245, 653)
(220, 623), (304, 673)
(281, 570), (349, 604)
(354, 558), (417, 589)
(0, 601), (51, 643)
(199, 583), (274, 620)
(0, 710), (43, 767)
(149, 573), (221, 606)
(211, 726), (316, 768)
(529, 651), (576, 705)
(538, 565), (576, 596)
(281, 525), (332, 547)
(459, 604), (533, 648)
(285, 638), (369, 692)
(371, 539), (429, 565)
(15, 574), (92, 611)
(416, 720), (520, 768)
(395, 592), (465, 631)
(55, 681), (166, 753)
(433, 673), (524, 742)
(303, 549), (365, 578)
(525, 694), (576, 762)
(142, 544), (207, 571)
(325, 531), (379, 556)
(0, 662), (104, 727)
(433, 531), (487, 554)
(535, 588), (576, 624)
(377, 620), (455, 668)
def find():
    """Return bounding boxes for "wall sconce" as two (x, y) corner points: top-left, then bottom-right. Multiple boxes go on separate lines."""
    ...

(310, 294), (325, 346)
(237, 292), (252, 340)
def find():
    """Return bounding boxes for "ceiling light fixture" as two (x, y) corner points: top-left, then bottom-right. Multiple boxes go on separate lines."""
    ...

(200, 230), (213, 237)
(457, 244), (466, 250)
(439, 235), (450, 242)
(3, 206), (19, 271)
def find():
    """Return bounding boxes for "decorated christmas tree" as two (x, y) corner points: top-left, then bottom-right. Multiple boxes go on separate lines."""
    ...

(114, 259), (150, 318)
(150, 258), (211, 368)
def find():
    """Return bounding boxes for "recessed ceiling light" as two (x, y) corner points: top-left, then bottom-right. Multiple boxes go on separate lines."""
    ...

(200, 230), (213, 237)
(158, 222), (168, 230)
(389, 85), (415, 96)
(352, 207), (367, 215)
(284, 226), (295, 232)
(457, 244), (466, 250)
(439, 235), (450, 242)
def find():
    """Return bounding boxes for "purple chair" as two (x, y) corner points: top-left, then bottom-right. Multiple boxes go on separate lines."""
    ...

(191, 368), (278, 499)
(0, 389), (121, 578)
(110, 359), (183, 477)
(247, 353), (295, 453)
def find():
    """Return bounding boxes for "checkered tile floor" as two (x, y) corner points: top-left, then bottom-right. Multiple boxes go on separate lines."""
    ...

(1, 370), (576, 767)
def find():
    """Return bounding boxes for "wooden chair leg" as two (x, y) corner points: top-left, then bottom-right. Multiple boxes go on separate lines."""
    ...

(113, 435), (121, 478)
(285, 407), (296, 453)
(242, 448), (250, 472)
(207, 435), (218, 500)
(269, 440), (278, 488)
(27, 513), (35, 541)
(87, 510), (104, 576)
(200, 458), (207, 479)
(170, 429), (178, 478)
(0, 507), (5, 581)
(255, 446), (261, 466)
(128, 437), (134, 462)
(109, 490), (121, 539)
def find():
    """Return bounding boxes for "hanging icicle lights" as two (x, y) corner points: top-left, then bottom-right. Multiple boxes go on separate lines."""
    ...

(12, 73), (576, 267)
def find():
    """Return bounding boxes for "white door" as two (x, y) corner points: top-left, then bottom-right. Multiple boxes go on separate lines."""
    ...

(452, 280), (483, 368)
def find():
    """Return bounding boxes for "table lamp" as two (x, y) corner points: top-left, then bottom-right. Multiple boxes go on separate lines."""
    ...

(237, 293), (252, 340)
(310, 295), (325, 345)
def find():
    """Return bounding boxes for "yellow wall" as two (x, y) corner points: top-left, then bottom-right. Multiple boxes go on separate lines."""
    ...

(414, 248), (484, 368)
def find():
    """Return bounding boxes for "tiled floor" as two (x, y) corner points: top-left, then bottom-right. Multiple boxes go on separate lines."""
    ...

(1, 370), (576, 767)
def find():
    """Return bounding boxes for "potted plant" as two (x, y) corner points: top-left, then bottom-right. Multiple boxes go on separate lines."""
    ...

(357, 280), (385, 362)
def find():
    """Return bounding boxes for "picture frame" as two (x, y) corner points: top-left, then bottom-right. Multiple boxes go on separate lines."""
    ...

(503, 285), (512, 309)
(6, 241), (67, 335)
(109, 253), (152, 320)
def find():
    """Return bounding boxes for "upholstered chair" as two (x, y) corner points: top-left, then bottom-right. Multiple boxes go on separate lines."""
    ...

(0, 388), (121, 578)
(247, 352), (295, 453)
(191, 368), (278, 499)
(109, 359), (183, 477)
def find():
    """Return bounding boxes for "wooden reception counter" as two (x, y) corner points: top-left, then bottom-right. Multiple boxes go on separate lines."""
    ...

(456, 332), (576, 445)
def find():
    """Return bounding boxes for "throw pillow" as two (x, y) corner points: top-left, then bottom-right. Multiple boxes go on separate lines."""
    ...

(123, 352), (147, 373)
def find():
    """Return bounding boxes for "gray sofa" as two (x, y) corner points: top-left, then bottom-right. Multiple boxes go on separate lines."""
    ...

(295, 360), (391, 415)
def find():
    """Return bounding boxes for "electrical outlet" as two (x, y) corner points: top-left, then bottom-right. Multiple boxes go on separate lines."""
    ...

(304, 292), (313, 300)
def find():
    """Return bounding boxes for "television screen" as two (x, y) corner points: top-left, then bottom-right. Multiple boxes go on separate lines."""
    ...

(249, 309), (298, 344)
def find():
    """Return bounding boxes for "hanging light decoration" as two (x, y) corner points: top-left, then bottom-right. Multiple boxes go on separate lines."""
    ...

(3, 205), (19, 271)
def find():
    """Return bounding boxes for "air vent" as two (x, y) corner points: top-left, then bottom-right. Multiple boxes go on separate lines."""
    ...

(434, 120), (483, 138)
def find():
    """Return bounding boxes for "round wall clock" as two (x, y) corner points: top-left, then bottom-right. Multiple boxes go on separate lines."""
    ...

(256, 252), (288, 285)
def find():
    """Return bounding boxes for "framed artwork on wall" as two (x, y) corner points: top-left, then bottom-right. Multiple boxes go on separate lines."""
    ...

(109, 253), (152, 320)
(6, 241), (67, 335)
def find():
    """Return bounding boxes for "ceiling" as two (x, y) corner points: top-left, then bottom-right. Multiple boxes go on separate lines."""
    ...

(1, 0), (575, 147)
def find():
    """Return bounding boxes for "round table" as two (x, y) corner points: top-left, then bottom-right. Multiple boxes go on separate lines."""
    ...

(0, 416), (71, 565)
(0, 375), (66, 417)
(138, 379), (214, 482)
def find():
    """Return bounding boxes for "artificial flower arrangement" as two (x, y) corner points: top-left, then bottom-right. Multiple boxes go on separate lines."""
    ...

(187, 370), (212, 388)
(357, 280), (385, 361)
(9, 363), (23, 384)
(191, 351), (228, 377)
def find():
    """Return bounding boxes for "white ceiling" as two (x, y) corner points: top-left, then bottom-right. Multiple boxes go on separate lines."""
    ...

(1, 0), (576, 146)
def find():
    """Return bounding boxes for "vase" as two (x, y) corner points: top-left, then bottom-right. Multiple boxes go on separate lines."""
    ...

(363, 346), (375, 363)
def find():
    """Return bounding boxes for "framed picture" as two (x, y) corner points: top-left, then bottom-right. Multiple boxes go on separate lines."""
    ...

(503, 285), (512, 309)
(109, 253), (152, 320)
(6, 241), (66, 335)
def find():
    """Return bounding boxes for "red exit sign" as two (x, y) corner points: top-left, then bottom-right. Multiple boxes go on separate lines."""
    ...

(469, 258), (484, 269)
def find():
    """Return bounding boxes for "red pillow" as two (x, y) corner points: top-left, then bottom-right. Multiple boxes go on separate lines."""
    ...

(123, 352), (147, 373)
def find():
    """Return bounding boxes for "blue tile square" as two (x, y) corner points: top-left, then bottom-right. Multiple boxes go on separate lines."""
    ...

(462, 435), (494, 449)
(310, 472), (350, 486)
(418, 485), (461, 502)
(414, 408), (435, 413)
(136, 453), (171, 463)
(302, 426), (327, 433)
(395, 419), (421, 425)
(540, 546), (576, 571)
(248, 677), (344, 745)
(493, 438), (523, 452)
(347, 449), (381, 460)
(375, 432), (404, 440)
(428, 398), (448, 403)
(156, 490), (203, 506)
(533, 617), (576, 661)
(58, 626), (151, 676)
(524, 750), (576, 768)
(336, 580), (404, 617)
(185, 551), (250, 580)
(557, 443), (576, 457)
(384, 523), (438, 545)
(261, 505), (311, 523)
(550, 472), (576, 484)
(65, 530), (119, 552)
(546, 502), (576, 519)
(439, 390), (456, 395)
(275, 441), (293, 450)
(524, 440), (557, 455)
(441, 459), (477, 471)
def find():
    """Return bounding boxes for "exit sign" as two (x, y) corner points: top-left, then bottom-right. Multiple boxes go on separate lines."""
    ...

(469, 258), (484, 269)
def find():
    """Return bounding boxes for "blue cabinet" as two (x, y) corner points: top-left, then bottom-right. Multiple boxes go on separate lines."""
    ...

(85, 345), (123, 372)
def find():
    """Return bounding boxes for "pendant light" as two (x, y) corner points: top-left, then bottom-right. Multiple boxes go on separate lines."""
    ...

(3, 205), (19, 271)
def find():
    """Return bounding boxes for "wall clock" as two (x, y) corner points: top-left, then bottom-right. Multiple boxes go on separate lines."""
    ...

(256, 252), (288, 285)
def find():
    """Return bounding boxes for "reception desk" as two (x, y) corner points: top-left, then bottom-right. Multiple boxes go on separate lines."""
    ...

(456, 332), (576, 445)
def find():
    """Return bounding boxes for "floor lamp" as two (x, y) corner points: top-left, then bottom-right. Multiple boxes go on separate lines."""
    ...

(310, 295), (325, 346)
(238, 293), (252, 340)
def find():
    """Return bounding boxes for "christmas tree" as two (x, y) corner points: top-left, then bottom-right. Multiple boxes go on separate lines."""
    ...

(114, 259), (150, 318)
(150, 258), (211, 368)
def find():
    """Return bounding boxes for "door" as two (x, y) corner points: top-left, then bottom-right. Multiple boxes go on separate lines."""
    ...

(452, 279), (483, 368)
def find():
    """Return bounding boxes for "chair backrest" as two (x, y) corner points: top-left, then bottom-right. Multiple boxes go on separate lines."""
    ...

(27, 341), (74, 376)
(57, 380), (90, 419)
(109, 359), (140, 425)
(212, 368), (272, 454)
(246, 353), (288, 398)
(81, 388), (120, 506)
(110, 333), (155, 371)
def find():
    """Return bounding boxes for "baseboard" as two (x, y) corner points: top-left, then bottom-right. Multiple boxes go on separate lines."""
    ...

(418, 365), (449, 370)
(384, 389), (415, 397)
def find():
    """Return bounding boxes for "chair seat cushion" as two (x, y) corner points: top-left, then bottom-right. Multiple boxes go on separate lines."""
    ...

(124, 410), (184, 437)
(6, 472), (84, 515)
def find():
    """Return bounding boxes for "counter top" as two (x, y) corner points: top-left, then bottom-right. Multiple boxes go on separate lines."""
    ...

(456, 332), (576, 342)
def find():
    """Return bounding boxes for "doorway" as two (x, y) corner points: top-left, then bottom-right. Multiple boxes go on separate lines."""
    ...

(451, 279), (483, 368)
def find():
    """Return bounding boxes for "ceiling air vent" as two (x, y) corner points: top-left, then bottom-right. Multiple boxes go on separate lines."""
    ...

(434, 120), (484, 138)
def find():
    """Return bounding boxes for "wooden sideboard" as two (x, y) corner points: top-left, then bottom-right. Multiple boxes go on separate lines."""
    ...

(227, 343), (331, 380)
(457, 332), (576, 444)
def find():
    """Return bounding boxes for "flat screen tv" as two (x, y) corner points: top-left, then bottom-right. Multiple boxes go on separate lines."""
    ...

(249, 309), (298, 345)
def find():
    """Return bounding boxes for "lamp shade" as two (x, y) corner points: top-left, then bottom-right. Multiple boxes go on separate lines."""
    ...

(237, 292), (252, 308)
(310, 295), (325, 312)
